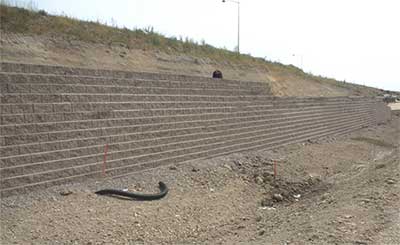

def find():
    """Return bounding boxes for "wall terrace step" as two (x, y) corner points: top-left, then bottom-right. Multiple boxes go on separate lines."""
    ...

(0, 109), (370, 169)
(0, 102), (370, 135)
(1, 101), (370, 125)
(0, 105), (372, 157)
(106, 117), (372, 178)
(1, 83), (261, 96)
(0, 72), (267, 91)
(0, 115), (371, 192)
(0, 118), (372, 197)
(0, 104), (371, 147)
(0, 62), (267, 85)
(0, 110), (371, 178)
(1, 93), (275, 104)
(0, 98), (373, 115)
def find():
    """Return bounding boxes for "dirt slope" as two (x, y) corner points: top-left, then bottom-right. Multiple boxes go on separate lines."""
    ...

(0, 5), (386, 97)
(0, 32), (375, 97)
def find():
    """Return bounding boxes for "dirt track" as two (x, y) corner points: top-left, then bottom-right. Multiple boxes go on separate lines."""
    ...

(1, 113), (399, 244)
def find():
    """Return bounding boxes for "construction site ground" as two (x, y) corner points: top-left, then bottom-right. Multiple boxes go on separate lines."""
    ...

(1, 112), (399, 245)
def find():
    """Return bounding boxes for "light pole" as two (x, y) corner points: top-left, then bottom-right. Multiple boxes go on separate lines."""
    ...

(292, 53), (304, 69)
(222, 0), (240, 53)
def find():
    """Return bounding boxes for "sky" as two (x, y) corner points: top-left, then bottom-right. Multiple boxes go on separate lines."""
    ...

(11, 0), (400, 91)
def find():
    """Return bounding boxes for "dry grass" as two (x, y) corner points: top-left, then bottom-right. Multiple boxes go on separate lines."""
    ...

(0, 3), (248, 62)
(0, 3), (386, 96)
(351, 137), (394, 148)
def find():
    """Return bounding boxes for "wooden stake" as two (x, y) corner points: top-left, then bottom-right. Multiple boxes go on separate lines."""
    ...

(102, 144), (109, 177)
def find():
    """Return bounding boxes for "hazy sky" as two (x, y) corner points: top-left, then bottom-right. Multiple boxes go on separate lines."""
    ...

(11, 0), (400, 91)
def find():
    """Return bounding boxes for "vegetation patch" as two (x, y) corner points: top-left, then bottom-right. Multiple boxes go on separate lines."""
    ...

(0, 2), (388, 96)
(351, 137), (394, 148)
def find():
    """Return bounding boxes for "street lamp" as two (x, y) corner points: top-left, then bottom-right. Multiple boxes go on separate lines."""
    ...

(222, 0), (240, 53)
(292, 53), (304, 69)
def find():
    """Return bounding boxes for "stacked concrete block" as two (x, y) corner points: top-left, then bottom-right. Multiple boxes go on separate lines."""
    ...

(0, 62), (392, 196)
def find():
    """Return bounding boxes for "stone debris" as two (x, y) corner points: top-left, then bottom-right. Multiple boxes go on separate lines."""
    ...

(59, 190), (73, 196)
(386, 179), (396, 185)
(255, 176), (264, 185)
(273, 193), (284, 202)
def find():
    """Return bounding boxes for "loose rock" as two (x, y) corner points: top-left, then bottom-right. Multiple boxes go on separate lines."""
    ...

(273, 194), (284, 202)
(386, 179), (395, 184)
(60, 190), (73, 196)
(255, 176), (264, 185)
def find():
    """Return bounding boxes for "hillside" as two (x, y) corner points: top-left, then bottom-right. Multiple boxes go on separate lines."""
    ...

(0, 4), (386, 97)
(1, 4), (399, 244)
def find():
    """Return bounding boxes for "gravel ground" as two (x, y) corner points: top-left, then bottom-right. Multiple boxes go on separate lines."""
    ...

(1, 113), (399, 245)
(388, 102), (400, 111)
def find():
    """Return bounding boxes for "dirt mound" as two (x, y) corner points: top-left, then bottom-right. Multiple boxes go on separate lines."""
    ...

(231, 155), (328, 206)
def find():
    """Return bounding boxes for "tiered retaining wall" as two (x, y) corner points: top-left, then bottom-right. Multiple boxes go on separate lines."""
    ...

(0, 63), (391, 196)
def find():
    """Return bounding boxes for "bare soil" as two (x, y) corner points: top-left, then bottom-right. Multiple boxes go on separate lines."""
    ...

(0, 32), (360, 97)
(389, 103), (400, 111)
(1, 113), (399, 245)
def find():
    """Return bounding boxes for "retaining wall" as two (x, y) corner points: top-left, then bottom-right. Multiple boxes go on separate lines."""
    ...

(0, 62), (392, 196)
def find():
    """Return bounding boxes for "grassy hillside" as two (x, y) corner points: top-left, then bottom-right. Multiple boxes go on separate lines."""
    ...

(0, 3), (254, 63)
(0, 3), (387, 97)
